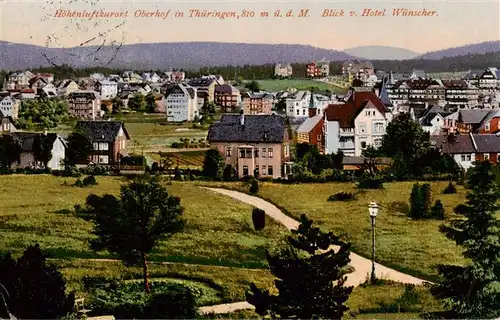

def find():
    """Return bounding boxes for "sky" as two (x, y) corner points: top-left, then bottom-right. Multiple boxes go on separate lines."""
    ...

(0, 0), (499, 53)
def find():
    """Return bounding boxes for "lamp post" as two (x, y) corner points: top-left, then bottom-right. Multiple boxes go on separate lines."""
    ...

(368, 200), (379, 283)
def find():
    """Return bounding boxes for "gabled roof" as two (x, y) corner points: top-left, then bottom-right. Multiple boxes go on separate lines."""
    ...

(9, 132), (64, 152)
(187, 78), (217, 87)
(215, 84), (239, 94)
(431, 134), (475, 154)
(207, 114), (286, 143)
(165, 83), (196, 99)
(297, 114), (323, 133)
(458, 109), (491, 124)
(324, 91), (389, 128)
(244, 92), (273, 99)
(478, 110), (500, 131)
(74, 121), (130, 142)
(473, 134), (500, 153)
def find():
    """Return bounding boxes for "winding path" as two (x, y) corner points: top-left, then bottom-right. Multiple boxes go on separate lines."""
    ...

(198, 187), (429, 315)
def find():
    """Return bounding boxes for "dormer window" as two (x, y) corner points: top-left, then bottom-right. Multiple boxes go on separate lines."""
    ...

(485, 122), (490, 131)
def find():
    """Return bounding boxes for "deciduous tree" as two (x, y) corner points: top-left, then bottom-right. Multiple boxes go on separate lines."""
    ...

(202, 149), (225, 180)
(82, 175), (185, 293)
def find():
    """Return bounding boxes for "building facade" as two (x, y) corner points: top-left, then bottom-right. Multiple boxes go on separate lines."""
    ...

(68, 91), (101, 120)
(242, 92), (273, 115)
(164, 83), (198, 122)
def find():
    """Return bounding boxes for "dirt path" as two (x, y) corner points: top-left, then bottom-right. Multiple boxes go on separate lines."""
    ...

(198, 187), (430, 315)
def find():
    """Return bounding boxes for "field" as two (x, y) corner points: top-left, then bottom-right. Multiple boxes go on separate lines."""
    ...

(201, 180), (468, 281)
(256, 79), (348, 92)
(149, 150), (206, 169)
(0, 175), (288, 269)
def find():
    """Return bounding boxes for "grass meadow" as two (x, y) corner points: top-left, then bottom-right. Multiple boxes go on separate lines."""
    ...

(0, 175), (288, 268)
(256, 79), (347, 92)
(200, 180), (468, 281)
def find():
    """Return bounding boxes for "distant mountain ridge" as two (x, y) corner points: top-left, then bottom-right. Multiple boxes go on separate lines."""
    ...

(344, 46), (420, 60)
(417, 41), (500, 60)
(0, 41), (353, 71)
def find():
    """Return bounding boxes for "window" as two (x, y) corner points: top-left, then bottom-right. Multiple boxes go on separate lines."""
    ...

(317, 134), (322, 141)
(98, 155), (109, 164)
(461, 155), (466, 161)
(93, 142), (99, 150)
(485, 122), (490, 131)
(296, 109), (300, 115)
(243, 165), (249, 176)
(262, 165), (266, 175)
(484, 153), (490, 160)
(245, 148), (253, 158)
(225, 146), (232, 157)
(373, 122), (384, 133)
(374, 138), (382, 147)
(99, 142), (109, 151)
(267, 148), (273, 158)
(239, 149), (245, 158)
(254, 148), (259, 157)
(359, 122), (367, 133)
(267, 165), (274, 176)
(285, 144), (289, 156)
(254, 166), (259, 176)
(361, 141), (367, 149)
(262, 148), (267, 158)
(466, 154), (471, 161)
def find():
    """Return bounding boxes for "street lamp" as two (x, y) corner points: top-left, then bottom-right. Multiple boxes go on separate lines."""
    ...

(368, 200), (379, 283)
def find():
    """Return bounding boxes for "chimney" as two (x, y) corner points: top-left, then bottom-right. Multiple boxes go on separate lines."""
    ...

(308, 108), (317, 118)
(240, 109), (245, 126)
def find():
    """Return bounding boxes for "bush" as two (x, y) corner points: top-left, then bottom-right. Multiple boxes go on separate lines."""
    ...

(249, 178), (259, 194)
(251, 208), (266, 230)
(174, 167), (182, 180)
(357, 176), (384, 189)
(431, 200), (445, 220)
(454, 203), (468, 215)
(82, 175), (97, 186)
(442, 182), (457, 194)
(327, 191), (355, 202)
(409, 183), (432, 219)
(74, 178), (84, 187)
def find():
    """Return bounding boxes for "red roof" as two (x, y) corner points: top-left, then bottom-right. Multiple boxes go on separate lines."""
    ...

(20, 89), (35, 93)
(324, 91), (389, 128)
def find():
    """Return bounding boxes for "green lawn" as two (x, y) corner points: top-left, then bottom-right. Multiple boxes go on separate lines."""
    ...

(256, 79), (347, 92)
(125, 122), (208, 149)
(200, 181), (467, 280)
(0, 175), (288, 269)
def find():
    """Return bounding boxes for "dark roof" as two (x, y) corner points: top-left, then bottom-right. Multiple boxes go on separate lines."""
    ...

(324, 91), (389, 128)
(10, 132), (62, 152)
(207, 114), (286, 143)
(420, 105), (452, 125)
(431, 134), (475, 154)
(74, 121), (130, 142)
(459, 109), (491, 124)
(187, 78), (216, 87)
(215, 84), (237, 94)
(472, 134), (500, 153)
(69, 91), (97, 99)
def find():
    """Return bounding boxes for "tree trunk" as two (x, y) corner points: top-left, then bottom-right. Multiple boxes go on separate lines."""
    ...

(142, 253), (151, 294)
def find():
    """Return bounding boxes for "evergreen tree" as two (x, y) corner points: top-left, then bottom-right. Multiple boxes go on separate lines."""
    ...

(246, 214), (353, 319)
(0, 244), (75, 319)
(202, 149), (225, 180)
(431, 161), (500, 318)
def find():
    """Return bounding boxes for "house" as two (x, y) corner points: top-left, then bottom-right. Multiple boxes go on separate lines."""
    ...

(341, 60), (374, 83)
(419, 105), (456, 135)
(11, 88), (37, 100)
(68, 91), (101, 120)
(95, 80), (118, 99)
(409, 69), (427, 80)
(57, 80), (80, 97)
(214, 84), (241, 112)
(0, 96), (19, 120)
(162, 71), (186, 82)
(74, 121), (130, 165)
(456, 109), (492, 134)
(323, 90), (392, 156)
(164, 83), (198, 122)
(473, 134), (500, 164)
(0, 110), (17, 133)
(187, 77), (219, 103)
(38, 83), (58, 98)
(142, 72), (161, 83)
(476, 110), (500, 134)
(242, 92), (273, 115)
(296, 114), (324, 153)
(122, 71), (143, 83)
(431, 134), (476, 170)
(29, 76), (48, 91)
(306, 60), (330, 78)
(207, 112), (292, 179)
(6, 71), (35, 89)
(477, 67), (500, 89)
(286, 91), (310, 118)
(442, 80), (479, 109)
(274, 63), (293, 78)
(10, 132), (67, 170)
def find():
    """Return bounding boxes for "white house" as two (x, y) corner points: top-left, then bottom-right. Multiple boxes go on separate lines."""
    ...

(323, 91), (392, 156)
(274, 63), (293, 78)
(431, 134), (476, 170)
(164, 83), (198, 122)
(96, 80), (118, 99)
(10, 133), (67, 170)
(286, 91), (311, 118)
(0, 96), (19, 120)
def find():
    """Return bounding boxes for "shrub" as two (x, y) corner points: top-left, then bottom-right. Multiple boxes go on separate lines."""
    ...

(431, 200), (445, 220)
(409, 183), (432, 219)
(174, 167), (182, 180)
(252, 208), (266, 230)
(454, 203), (468, 215)
(249, 178), (259, 194)
(74, 178), (84, 187)
(442, 182), (457, 194)
(82, 175), (97, 186)
(327, 191), (355, 202)
(357, 176), (384, 189)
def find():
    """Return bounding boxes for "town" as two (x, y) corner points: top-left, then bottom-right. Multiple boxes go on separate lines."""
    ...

(0, 57), (499, 320)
